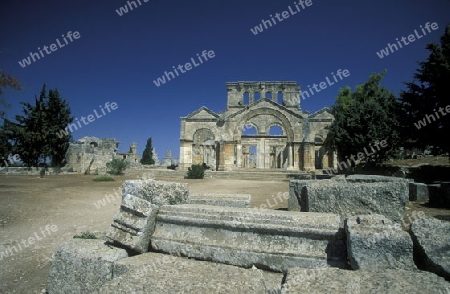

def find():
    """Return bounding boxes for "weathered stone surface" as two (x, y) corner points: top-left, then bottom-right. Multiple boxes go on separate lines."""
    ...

(189, 193), (251, 208)
(346, 174), (409, 183)
(47, 239), (128, 294)
(281, 268), (450, 294)
(296, 180), (408, 223)
(288, 180), (315, 211)
(106, 194), (158, 253)
(96, 252), (267, 293)
(409, 182), (429, 201)
(150, 204), (346, 272)
(122, 179), (189, 206)
(345, 214), (416, 271)
(410, 217), (450, 281)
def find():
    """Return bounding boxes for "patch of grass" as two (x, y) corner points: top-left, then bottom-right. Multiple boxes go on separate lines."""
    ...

(92, 175), (115, 182)
(73, 231), (98, 239)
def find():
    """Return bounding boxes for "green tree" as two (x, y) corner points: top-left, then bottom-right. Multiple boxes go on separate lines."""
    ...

(400, 25), (450, 156)
(106, 158), (129, 175)
(328, 71), (401, 167)
(3, 84), (73, 168)
(45, 88), (73, 168)
(186, 164), (205, 179)
(140, 137), (155, 164)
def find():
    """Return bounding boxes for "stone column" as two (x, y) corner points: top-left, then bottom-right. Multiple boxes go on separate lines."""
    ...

(236, 141), (242, 168)
(287, 143), (295, 170)
(293, 143), (300, 170)
(179, 141), (193, 171)
(302, 142), (314, 171)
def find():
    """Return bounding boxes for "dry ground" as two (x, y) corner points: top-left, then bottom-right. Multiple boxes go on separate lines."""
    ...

(0, 171), (289, 293)
(0, 171), (448, 293)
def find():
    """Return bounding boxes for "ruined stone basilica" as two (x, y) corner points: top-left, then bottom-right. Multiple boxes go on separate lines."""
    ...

(179, 81), (337, 171)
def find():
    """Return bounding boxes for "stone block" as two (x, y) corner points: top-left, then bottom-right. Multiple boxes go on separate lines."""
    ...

(409, 182), (429, 201)
(346, 174), (409, 183)
(106, 194), (159, 253)
(281, 268), (450, 294)
(189, 193), (251, 208)
(298, 180), (408, 223)
(150, 204), (347, 272)
(410, 217), (450, 281)
(288, 180), (316, 211)
(96, 252), (267, 293)
(121, 179), (189, 206)
(47, 239), (128, 294)
(345, 214), (416, 271)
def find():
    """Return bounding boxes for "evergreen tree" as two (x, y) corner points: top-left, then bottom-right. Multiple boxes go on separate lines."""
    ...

(141, 137), (155, 164)
(400, 25), (450, 156)
(3, 84), (73, 168)
(328, 71), (401, 167)
(45, 88), (73, 168)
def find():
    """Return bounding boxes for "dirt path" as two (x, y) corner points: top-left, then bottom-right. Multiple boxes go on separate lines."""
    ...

(0, 172), (289, 293)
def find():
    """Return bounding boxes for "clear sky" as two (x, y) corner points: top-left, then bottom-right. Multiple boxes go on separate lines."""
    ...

(1, 0), (449, 161)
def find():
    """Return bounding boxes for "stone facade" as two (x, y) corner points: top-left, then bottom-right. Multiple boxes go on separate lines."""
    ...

(179, 81), (337, 171)
(65, 137), (140, 173)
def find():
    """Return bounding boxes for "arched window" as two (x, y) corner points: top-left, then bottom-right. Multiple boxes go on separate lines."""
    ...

(265, 91), (272, 99)
(277, 91), (283, 105)
(254, 92), (261, 101)
(242, 124), (257, 135)
(243, 92), (250, 105)
(269, 125), (283, 136)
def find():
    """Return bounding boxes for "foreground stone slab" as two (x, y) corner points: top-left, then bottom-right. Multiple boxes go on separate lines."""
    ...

(281, 268), (450, 294)
(410, 217), (450, 281)
(189, 193), (251, 208)
(292, 179), (408, 223)
(151, 204), (347, 272)
(47, 239), (128, 294)
(122, 179), (189, 205)
(96, 252), (267, 293)
(345, 214), (416, 271)
(288, 180), (315, 211)
(106, 194), (158, 253)
(346, 174), (409, 183)
(409, 182), (429, 201)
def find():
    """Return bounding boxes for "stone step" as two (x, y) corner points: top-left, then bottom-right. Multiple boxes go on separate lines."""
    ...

(150, 204), (347, 272)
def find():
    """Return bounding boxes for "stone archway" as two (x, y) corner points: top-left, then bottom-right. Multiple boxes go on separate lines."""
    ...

(233, 108), (295, 169)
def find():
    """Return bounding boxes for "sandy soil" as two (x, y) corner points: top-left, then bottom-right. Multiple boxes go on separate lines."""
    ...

(0, 171), (289, 293)
(0, 171), (448, 293)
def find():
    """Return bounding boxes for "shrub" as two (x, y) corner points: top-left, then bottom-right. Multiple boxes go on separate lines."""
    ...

(106, 158), (129, 175)
(186, 163), (205, 179)
(92, 175), (115, 182)
(73, 231), (97, 239)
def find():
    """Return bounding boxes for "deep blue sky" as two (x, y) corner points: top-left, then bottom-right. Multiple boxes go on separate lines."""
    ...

(1, 0), (449, 160)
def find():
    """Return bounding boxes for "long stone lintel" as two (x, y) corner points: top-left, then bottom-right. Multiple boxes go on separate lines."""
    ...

(150, 204), (347, 272)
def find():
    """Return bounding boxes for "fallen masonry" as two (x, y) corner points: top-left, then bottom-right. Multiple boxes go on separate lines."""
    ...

(97, 252), (270, 293)
(150, 204), (347, 272)
(281, 267), (450, 293)
(410, 216), (450, 281)
(46, 177), (450, 293)
(289, 176), (409, 223)
(345, 214), (416, 271)
(188, 193), (251, 208)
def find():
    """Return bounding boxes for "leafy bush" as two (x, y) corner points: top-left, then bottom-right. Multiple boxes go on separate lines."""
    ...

(186, 163), (205, 179)
(92, 175), (115, 182)
(73, 231), (97, 239)
(106, 158), (129, 175)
